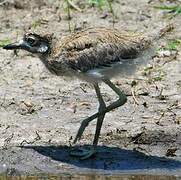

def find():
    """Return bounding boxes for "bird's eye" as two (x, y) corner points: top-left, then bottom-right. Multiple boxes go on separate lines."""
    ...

(26, 37), (36, 46)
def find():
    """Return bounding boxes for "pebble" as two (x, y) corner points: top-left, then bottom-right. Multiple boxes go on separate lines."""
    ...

(157, 50), (171, 57)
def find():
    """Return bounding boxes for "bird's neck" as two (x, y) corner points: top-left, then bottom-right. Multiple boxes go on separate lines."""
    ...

(38, 39), (64, 75)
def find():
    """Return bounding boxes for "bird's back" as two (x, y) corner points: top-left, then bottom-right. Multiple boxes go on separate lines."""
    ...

(47, 27), (154, 82)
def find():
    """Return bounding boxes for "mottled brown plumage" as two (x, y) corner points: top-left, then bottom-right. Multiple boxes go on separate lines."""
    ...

(42, 27), (152, 80)
(3, 26), (170, 159)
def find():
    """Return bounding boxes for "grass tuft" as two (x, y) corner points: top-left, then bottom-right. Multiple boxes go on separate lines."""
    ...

(88, 0), (106, 10)
(88, 0), (116, 27)
(154, 5), (181, 18)
(0, 39), (11, 48)
(166, 39), (181, 51)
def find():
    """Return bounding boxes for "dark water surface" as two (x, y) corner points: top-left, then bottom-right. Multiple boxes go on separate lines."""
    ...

(1, 145), (181, 178)
(0, 174), (180, 180)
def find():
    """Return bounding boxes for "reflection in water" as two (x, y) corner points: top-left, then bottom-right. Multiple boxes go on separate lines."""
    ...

(0, 174), (179, 180)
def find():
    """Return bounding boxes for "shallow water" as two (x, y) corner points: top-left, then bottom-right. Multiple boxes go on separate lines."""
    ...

(0, 174), (180, 180)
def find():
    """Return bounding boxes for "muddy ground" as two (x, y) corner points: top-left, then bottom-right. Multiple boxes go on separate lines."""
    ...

(0, 0), (181, 177)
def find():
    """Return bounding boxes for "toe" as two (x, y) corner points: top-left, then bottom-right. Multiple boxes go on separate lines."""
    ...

(70, 147), (96, 159)
(80, 149), (96, 160)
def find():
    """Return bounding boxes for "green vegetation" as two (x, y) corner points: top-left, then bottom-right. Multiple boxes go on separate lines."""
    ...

(88, 0), (115, 25)
(64, 0), (71, 20)
(62, 0), (116, 31)
(157, 39), (181, 51)
(154, 5), (181, 18)
(88, 0), (106, 10)
(63, 0), (73, 32)
(27, 1), (116, 32)
(88, 0), (114, 11)
(152, 69), (166, 82)
(0, 39), (11, 47)
(143, 66), (167, 83)
(166, 39), (181, 51)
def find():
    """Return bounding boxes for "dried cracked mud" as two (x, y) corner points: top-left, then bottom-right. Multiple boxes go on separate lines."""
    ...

(0, 0), (181, 178)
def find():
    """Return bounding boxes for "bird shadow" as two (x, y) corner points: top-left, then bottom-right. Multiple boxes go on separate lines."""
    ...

(20, 145), (181, 171)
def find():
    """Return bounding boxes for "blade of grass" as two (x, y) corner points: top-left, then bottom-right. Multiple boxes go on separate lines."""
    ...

(106, 0), (117, 27)
(154, 5), (181, 19)
(154, 5), (181, 11)
(0, 39), (11, 47)
(166, 39), (181, 51)
(88, 0), (106, 10)
(154, 5), (181, 17)
(67, 0), (82, 12)
(64, 0), (72, 32)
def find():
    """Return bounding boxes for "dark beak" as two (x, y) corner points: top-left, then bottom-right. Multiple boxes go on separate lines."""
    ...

(3, 41), (26, 50)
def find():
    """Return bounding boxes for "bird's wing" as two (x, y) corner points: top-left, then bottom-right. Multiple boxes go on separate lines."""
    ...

(52, 28), (151, 72)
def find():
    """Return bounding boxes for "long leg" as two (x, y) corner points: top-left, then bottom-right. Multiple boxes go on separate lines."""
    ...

(71, 83), (107, 159)
(73, 83), (106, 144)
(93, 83), (106, 146)
(102, 78), (127, 111)
(73, 78), (127, 144)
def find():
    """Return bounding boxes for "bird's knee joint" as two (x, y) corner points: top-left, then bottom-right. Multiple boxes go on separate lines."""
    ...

(118, 94), (127, 105)
(98, 103), (106, 112)
(81, 120), (89, 128)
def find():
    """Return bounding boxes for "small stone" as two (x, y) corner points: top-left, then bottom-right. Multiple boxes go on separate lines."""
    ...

(67, 103), (77, 113)
(158, 50), (171, 57)
(23, 100), (33, 108)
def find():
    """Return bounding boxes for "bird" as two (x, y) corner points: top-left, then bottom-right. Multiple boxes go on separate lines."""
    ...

(3, 26), (171, 159)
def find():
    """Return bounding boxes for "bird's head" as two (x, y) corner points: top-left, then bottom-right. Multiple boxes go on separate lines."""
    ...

(3, 33), (53, 56)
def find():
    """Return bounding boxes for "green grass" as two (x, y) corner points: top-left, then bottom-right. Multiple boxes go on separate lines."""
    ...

(166, 39), (181, 51)
(154, 5), (181, 18)
(0, 39), (11, 48)
(88, 0), (114, 13)
(63, 0), (73, 32)
(153, 70), (166, 81)
(62, 0), (116, 31)
(64, 0), (71, 20)
(154, 5), (181, 12)
(142, 65), (167, 83)
(88, 0), (107, 10)
(143, 66), (153, 72)
(157, 39), (181, 51)
(88, 0), (116, 26)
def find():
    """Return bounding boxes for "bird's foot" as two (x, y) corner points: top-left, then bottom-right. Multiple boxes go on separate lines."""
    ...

(70, 146), (96, 160)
